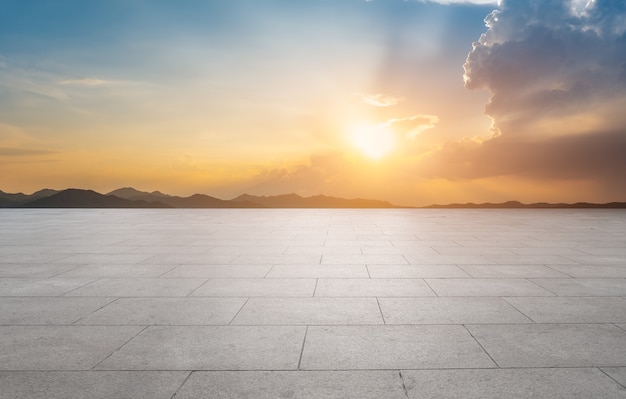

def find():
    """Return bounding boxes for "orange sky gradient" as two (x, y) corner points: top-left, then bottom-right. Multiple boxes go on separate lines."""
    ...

(1, 0), (625, 206)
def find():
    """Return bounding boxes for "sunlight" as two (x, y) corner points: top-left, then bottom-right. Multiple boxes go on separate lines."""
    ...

(350, 124), (396, 159)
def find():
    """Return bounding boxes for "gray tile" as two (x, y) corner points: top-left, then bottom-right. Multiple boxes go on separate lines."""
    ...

(267, 265), (369, 278)
(52, 254), (154, 264)
(97, 326), (306, 370)
(314, 279), (435, 297)
(0, 326), (143, 370)
(58, 264), (178, 278)
(321, 254), (408, 265)
(175, 370), (407, 399)
(0, 263), (81, 278)
(0, 297), (114, 325)
(601, 367), (626, 388)
(467, 324), (626, 367)
(367, 265), (470, 278)
(285, 246), (362, 255)
(486, 254), (577, 265)
(143, 254), (239, 265)
(531, 278), (626, 296)
(231, 298), (383, 325)
(0, 253), (69, 264)
(404, 254), (495, 265)
(76, 298), (247, 325)
(459, 265), (569, 278)
(192, 279), (316, 297)
(426, 278), (554, 296)
(300, 325), (495, 369)
(563, 255), (626, 265)
(379, 297), (531, 324)
(504, 297), (626, 323)
(0, 371), (188, 399)
(0, 278), (94, 296)
(64, 278), (206, 297)
(550, 265), (626, 278)
(232, 254), (321, 265)
(432, 246), (516, 255)
(162, 265), (271, 278)
(403, 368), (626, 399)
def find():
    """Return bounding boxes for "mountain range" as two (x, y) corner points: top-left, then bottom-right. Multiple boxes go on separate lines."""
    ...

(0, 187), (625, 208)
(0, 187), (398, 208)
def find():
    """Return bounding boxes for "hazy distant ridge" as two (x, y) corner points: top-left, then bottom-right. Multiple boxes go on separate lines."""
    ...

(1, 188), (625, 208)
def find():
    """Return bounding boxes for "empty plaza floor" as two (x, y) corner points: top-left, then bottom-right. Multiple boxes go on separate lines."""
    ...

(1, 208), (626, 398)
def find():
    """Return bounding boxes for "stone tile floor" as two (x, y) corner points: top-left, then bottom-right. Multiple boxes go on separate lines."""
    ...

(0, 209), (625, 398)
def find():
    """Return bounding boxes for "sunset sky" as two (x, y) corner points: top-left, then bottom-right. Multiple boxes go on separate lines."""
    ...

(1, 0), (625, 206)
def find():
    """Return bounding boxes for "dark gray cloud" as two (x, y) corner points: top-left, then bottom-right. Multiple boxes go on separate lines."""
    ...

(464, 0), (626, 136)
(425, 0), (626, 195)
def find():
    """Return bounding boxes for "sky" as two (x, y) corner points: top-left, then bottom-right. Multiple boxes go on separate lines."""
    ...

(1, 0), (625, 206)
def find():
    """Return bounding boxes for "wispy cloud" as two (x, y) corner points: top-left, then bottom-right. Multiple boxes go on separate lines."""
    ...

(360, 93), (404, 107)
(0, 147), (57, 156)
(58, 78), (117, 87)
(385, 114), (440, 138)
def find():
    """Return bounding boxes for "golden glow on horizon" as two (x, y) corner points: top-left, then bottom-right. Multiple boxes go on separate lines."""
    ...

(350, 124), (396, 159)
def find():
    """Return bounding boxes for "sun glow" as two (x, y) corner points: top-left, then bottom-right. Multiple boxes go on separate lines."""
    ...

(350, 124), (396, 159)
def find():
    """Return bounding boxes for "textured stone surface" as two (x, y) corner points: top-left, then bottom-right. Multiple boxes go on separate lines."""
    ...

(1, 208), (625, 397)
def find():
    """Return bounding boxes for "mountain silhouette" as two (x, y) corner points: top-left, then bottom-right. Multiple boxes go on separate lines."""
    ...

(107, 188), (258, 208)
(23, 189), (170, 208)
(1, 187), (625, 208)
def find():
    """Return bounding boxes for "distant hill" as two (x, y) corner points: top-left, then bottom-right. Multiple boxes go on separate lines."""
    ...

(1, 187), (625, 208)
(232, 193), (398, 208)
(0, 188), (60, 207)
(424, 201), (626, 209)
(23, 189), (170, 208)
(107, 187), (258, 208)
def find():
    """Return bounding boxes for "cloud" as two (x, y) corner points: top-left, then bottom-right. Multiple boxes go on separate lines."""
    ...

(463, 0), (626, 137)
(385, 114), (440, 138)
(360, 93), (403, 107)
(58, 78), (115, 87)
(428, 0), (626, 190)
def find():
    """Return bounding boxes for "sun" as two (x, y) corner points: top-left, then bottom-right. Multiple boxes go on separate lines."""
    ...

(350, 124), (396, 159)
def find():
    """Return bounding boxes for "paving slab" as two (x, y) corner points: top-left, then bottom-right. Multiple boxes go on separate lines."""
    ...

(379, 297), (532, 324)
(175, 370), (407, 399)
(191, 278), (316, 297)
(0, 371), (188, 399)
(51, 253), (154, 264)
(467, 323), (626, 367)
(402, 368), (626, 399)
(314, 278), (435, 297)
(0, 278), (95, 296)
(76, 297), (247, 325)
(425, 278), (554, 296)
(549, 265), (626, 278)
(601, 367), (626, 388)
(300, 325), (496, 369)
(0, 297), (114, 325)
(531, 278), (626, 296)
(367, 265), (470, 278)
(0, 326), (143, 370)
(97, 326), (306, 370)
(231, 298), (383, 325)
(57, 264), (178, 278)
(266, 265), (369, 278)
(64, 277), (206, 297)
(0, 263), (81, 278)
(162, 264), (271, 278)
(459, 264), (570, 278)
(504, 297), (626, 323)
(321, 254), (408, 265)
